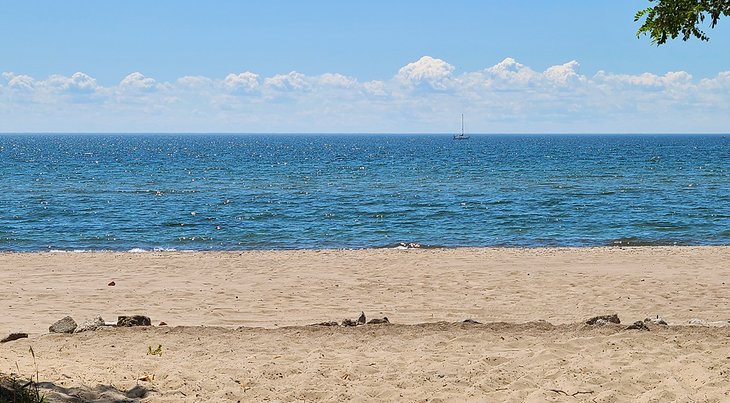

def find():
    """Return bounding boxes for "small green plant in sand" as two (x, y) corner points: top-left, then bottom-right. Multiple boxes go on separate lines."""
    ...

(0, 347), (47, 403)
(147, 344), (163, 357)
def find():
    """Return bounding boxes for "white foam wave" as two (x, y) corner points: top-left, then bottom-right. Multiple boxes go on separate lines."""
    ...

(47, 249), (113, 253)
(128, 247), (181, 253)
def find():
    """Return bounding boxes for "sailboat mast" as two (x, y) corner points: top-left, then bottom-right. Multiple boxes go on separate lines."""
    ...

(453, 113), (468, 140)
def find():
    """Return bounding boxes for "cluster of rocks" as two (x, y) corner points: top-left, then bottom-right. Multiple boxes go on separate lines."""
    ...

(586, 314), (730, 329)
(5, 309), (729, 346)
(48, 315), (153, 334)
(313, 312), (390, 327)
(1, 314), (157, 344)
(585, 313), (670, 331)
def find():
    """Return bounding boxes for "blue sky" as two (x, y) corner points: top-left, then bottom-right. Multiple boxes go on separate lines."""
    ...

(1, 1), (730, 133)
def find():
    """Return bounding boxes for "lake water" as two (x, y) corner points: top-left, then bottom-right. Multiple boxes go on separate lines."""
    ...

(1, 134), (728, 251)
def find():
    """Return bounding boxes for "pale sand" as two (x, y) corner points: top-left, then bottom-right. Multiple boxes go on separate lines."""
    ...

(1, 247), (729, 401)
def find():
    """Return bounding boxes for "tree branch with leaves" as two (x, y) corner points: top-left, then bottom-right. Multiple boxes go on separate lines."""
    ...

(636, 0), (730, 44)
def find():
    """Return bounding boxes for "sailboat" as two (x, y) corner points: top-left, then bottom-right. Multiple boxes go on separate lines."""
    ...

(453, 113), (469, 140)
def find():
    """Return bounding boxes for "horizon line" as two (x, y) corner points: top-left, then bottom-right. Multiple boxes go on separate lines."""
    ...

(1, 132), (729, 136)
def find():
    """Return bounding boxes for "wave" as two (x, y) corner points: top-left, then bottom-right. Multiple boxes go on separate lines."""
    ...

(128, 247), (186, 252)
(27, 247), (190, 253)
(379, 242), (448, 250)
(605, 237), (688, 247)
(47, 249), (113, 253)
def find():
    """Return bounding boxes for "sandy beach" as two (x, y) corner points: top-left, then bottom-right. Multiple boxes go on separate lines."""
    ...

(2, 246), (730, 401)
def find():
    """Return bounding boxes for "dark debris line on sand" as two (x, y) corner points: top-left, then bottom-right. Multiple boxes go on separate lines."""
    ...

(549, 388), (594, 397)
(312, 312), (390, 327)
(0, 333), (29, 343)
(585, 313), (673, 331)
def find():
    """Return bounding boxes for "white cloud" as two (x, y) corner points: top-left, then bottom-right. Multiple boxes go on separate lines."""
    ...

(120, 72), (158, 91)
(594, 70), (692, 89)
(699, 71), (730, 89)
(4, 73), (36, 91)
(594, 71), (663, 88)
(2, 57), (730, 133)
(223, 72), (259, 92)
(46, 72), (98, 93)
(177, 75), (213, 89)
(485, 58), (539, 87)
(363, 80), (387, 96)
(543, 60), (582, 85)
(264, 71), (309, 91)
(396, 56), (454, 90)
(317, 73), (356, 88)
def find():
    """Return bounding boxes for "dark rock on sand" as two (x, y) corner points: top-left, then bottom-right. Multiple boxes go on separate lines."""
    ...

(108, 281), (116, 286)
(367, 317), (390, 325)
(626, 321), (650, 331)
(462, 319), (482, 324)
(117, 315), (151, 327)
(586, 314), (620, 325)
(341, 319), (358, 327)
(313, 321), (339, 326)
(0, 333), (28, 343)
(49, 316), (77, 333)
(357, 312), (366, 324)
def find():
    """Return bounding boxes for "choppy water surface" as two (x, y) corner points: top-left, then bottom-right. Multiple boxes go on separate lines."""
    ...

(0, 134), (728, 251)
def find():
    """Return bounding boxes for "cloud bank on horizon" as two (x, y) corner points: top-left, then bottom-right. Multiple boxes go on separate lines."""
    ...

(1, 56), (729, 133)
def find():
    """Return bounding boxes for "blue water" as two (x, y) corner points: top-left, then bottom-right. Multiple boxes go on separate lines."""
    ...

(0, 134), (728, 251)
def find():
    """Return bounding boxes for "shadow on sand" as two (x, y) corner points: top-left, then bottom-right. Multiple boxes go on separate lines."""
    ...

(36, 381), (152, 403)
